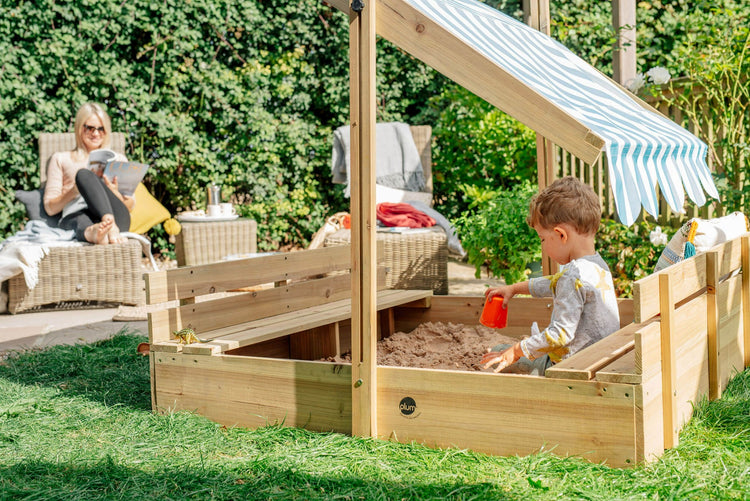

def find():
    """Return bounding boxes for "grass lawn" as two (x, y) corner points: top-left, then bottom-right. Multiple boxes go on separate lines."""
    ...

(0, 329), (747, 500)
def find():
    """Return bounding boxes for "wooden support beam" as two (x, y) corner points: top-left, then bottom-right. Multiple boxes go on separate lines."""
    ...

(612, 0), (637, 86)
(525, 0), (557, 276)
(659, 273), (679, 449)
(349, 0), (378, 438)
(742, 236), (750, 367)
(706, 250), (720, 400)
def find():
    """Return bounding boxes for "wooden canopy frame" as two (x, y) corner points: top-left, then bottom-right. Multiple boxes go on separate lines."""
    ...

(330, 0), (650, 437)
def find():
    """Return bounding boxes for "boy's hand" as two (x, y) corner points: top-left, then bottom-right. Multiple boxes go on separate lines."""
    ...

(484, 284), (514, 306)
(481, 342), (523, 372)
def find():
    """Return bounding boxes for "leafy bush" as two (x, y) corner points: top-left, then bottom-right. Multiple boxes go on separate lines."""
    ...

(596, 218), (668, 297)
(423, 84), (537, 220)
(453, 182), (541, 284)
(0, 0), (445, 251)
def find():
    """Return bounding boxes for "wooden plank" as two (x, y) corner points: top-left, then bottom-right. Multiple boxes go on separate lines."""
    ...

(546, 323), (638, 381)
(290, 324), (339, 360)
(634, 371), (665, 463)
(634, 321), (662, 380)
(742, 236), (750, 367)
(717, 274), (746, 390)
(671, 294), (710, 431)
(145, 245), (353, 304)
(149, 273), (354, 342)
(595, 350), (639, 384)
(634, 253), (707, 323)
(152, 353), (352, 433)
(659, 273), (678, 449)
(376, 366), (637, 467)
(348, 0), (379, 439)
(327, 0), (604, 165)
(186, 290), (431, 352)
(706, 250), (720, 400)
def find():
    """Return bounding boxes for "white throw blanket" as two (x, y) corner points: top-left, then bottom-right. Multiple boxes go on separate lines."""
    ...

(331, 122), (426, 197)
(0, 220), (78, 289)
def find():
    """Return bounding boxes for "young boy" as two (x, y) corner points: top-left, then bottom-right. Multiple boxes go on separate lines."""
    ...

(481, 176), (620, 375)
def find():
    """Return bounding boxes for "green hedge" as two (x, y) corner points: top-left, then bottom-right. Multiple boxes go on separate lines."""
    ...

(0, 0), (445, 249)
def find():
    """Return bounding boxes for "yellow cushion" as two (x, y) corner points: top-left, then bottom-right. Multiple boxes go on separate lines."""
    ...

(129, 183), (170, 234)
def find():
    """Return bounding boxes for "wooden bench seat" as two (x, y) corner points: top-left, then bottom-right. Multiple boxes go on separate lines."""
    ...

(145, 244), (432, 360)
(150, 289), (431, 355)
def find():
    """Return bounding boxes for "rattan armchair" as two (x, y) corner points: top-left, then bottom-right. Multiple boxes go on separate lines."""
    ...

(7, 133), (145, 313)
(324, 125), (449, 294)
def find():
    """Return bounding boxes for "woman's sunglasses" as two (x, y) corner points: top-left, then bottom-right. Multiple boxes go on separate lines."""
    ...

(83, 124), (106, 134)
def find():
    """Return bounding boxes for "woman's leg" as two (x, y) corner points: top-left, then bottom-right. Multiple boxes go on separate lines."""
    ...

(75, 169), (131, 242)
(59, 211), (104, 243)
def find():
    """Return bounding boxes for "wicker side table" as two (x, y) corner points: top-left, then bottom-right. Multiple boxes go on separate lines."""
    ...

(324, 227), (448, 294)
(175, 219), (258, 266)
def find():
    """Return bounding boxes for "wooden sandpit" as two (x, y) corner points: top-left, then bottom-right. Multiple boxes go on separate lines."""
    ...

(145, 238), (750, 467)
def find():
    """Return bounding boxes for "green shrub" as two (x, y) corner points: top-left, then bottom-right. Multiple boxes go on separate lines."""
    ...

(596, 218), (668, 297)
(0, 0), (445, 250)
(453, 182), (541, 284)
(424, 84), (537, 220)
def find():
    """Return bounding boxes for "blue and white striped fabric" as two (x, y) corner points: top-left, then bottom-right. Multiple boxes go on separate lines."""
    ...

(407, 0), (718, 225)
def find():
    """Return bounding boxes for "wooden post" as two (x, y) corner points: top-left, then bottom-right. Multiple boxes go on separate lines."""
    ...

(742, 236), (750, 367)
(524, 0), (556, 275)
(658, 273), (678, 449)
(612, 0), (637, 86)
(706, 250), (720, 400)
(349, 0), (378, 438)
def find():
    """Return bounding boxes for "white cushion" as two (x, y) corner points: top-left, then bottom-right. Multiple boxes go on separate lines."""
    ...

(375, 184), (432, 206)
(655, 211), (748, 271)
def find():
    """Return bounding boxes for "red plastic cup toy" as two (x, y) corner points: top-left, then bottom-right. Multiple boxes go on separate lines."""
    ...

(480, 296), (508, 328)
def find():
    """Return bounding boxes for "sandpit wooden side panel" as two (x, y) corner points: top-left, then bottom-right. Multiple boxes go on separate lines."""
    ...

(393, 296), (634, 339)
(717, 274), (746, 390)
(151, 353), (352, 433)
(670, 294), (710, 432)
(376, 366), (637, 467)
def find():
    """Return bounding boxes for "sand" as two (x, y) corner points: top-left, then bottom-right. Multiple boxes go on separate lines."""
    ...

(328, 321), (530, 373)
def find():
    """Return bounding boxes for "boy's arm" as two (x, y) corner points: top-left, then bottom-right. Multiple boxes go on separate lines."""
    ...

(485, 281), (530, 302)
(481, 342), (524, 372)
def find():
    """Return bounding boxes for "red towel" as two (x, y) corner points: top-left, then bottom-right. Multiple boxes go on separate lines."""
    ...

(376, 202), (436, 228)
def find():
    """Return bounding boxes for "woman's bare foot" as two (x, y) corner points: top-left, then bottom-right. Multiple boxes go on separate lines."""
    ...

(104, 214), (127, 244)
(84, 221), (111, 245)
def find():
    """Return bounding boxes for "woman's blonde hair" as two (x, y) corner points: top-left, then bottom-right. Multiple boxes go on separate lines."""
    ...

(73, 102), (112, 158)
(527, 176), (601, 235)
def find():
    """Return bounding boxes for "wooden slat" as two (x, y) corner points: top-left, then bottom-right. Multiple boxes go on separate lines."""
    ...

(659, 273), (678, 449)
(149, 272), (355, 343)
(634, 253), (707, 323)
(595, 350), (638, 383)
(158, 289), (432, 354)
(376, 366), (637, 467)
(717, 274), (746, 389)
(634, 321), (661, 379)
(545, 323), (638, 381)
(152, 354), (352, 433)
(706, 250), (720, 400)
(145, 245), (355, 304)
(742, 236), (750, 367)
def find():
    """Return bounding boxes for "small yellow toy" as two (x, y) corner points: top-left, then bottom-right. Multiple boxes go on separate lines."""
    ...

(173, 327), (209, 344)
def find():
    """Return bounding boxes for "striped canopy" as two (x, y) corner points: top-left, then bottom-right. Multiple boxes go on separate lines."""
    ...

(331, 0), (720, 225)
(410, 0), (719, 224)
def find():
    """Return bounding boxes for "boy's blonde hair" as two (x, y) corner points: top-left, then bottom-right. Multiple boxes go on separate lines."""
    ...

(526, 176), (601, 235)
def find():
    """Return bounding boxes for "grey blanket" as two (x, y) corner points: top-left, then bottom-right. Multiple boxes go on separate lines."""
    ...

(331, 122), (426, 197)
